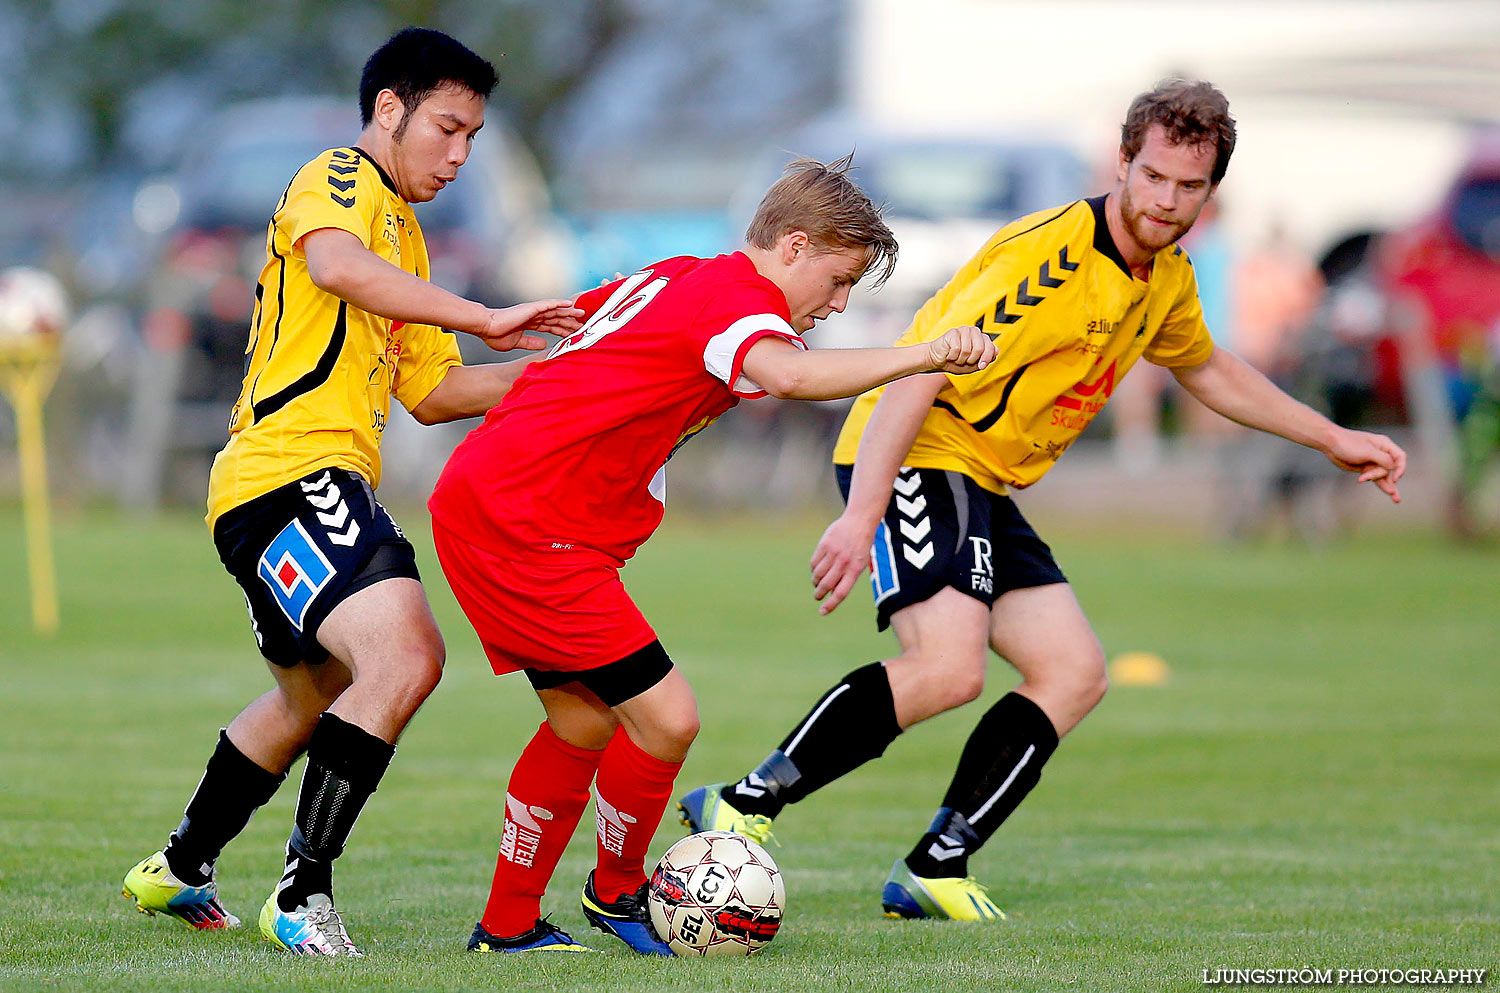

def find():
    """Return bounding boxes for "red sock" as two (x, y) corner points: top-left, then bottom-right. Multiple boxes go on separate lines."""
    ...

(480, 722), (603, 937)
(592, 727), (684, 902)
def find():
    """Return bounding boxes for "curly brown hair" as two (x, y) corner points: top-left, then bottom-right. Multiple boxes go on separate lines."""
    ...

(1121, 79), (1237, 185)
(746, 153), (899, 289)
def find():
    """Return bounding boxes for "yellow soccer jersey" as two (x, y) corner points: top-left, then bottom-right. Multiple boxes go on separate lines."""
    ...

(833, 195), (1215, 493)
(207, 146), (462, 526)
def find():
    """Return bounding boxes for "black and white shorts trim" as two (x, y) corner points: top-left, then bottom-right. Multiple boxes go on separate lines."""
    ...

(835, 464), (1066, 632)
(213, 467), (420, 667)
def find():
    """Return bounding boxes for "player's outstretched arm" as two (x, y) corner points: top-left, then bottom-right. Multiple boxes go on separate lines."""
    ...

(302, 228), (582, 350)
(812, 373), (947, 614)
(1172, 346), (1406, 503)
(408, 354), (547, 424)
(741, 325), (995, 402)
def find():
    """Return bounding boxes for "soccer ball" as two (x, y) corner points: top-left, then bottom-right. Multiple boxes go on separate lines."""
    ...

(647, 831), (786, 957)
(0, 267), (68, 339)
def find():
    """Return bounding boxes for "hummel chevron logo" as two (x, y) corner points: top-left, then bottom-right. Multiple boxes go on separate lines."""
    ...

(893, 473), (921, 497)
(927, 835), (966, 862)
(1037, 258), (1065, 288)
(299, 472), (332, 493)
(327, 176), (356, 193)
(328, 519), (360, 547)
(899, 518), (931, 543)
(737, 773), (769, 798)
(330, 193), (355, 208)
(976, 245), (1078, 330)
(895, 494), (927, 517)
(903, 543), (935, 568)
(329, 163), (358, 176)
(316, 501), (349, 530)
(306, 485), (341, 510)
(1015, 277), (1042, 307)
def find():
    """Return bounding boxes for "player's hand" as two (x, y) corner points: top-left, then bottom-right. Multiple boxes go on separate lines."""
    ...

(1322, 427), (1407, 503)
(811, 512), (879, 615)
(476, 299), (585, 352)
(926, 325), (997, 375)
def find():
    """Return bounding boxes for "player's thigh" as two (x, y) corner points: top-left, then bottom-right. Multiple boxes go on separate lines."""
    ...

(317, 577), (443, 679)
(988, 581), (1106, 712)
(881, 588), (992, 725)
(263, 654), (355, 714)
(535, 682), (619, 751)
(888, 586), (993, 670)
(610, 666), (699, 763)
(215, 467), (426, 670)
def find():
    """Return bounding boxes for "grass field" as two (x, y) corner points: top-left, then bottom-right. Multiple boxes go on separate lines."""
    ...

(1, 504), (1496, 992)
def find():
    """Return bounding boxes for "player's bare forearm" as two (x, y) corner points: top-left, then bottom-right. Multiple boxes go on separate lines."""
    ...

(1173, 347), (1406, 501)
(811, 374), (945, 613)
(742, 326), (994, 401)
(1172, 347), (1335, 449)
(303, 228), (490, 333)
(409, 361), (532, 424)
(846, 374), (946, 522)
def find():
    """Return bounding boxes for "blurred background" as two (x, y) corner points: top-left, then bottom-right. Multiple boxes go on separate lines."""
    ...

(3, 0), (1500, 541)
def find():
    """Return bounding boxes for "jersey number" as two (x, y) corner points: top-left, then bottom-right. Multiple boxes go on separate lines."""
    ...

(549, 269), (669, 359)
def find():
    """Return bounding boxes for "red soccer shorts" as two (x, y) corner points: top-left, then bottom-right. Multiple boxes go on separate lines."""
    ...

(431, 520), (657, 675)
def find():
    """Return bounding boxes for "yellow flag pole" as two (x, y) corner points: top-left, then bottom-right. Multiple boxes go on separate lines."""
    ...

(0, 336), (61, 635)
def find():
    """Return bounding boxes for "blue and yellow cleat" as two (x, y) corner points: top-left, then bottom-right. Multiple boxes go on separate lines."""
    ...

(468, 917), (592, 953)
(676, 783), (776, 847)
(258, 893), (362, 956)
(880, 859), (1007, 921)
(122, 851), (240, 930)
(580, 872), (674, 956)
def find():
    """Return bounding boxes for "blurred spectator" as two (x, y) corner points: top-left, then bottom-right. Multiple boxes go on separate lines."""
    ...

(1233, 222), (1324, 375)
(1378, 132), (1500, 538)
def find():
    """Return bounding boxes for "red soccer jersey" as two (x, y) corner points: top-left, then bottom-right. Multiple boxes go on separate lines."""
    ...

(429, 252), (805, 562)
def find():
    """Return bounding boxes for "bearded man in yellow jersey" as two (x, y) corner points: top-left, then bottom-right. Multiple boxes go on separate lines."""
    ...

(122, 28), (583, 955)
(681, 80), (1406, 921)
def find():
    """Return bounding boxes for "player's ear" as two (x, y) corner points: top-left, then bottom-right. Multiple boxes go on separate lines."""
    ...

(781, 230), (810, 265)
(1115, 146), (1131, 184)
(374, 88), (405, 134)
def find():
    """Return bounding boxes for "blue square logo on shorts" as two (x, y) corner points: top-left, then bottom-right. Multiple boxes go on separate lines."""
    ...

(257, 519), (336, 632)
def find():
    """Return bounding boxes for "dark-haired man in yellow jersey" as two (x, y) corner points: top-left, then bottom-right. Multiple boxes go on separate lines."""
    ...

(682, 79), (1406, 920)
(122, 27), (583, 955)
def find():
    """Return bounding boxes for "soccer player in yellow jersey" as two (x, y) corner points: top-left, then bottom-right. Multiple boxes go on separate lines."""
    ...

(682, 80), (1407, 921)
(122, 28), (583, 955)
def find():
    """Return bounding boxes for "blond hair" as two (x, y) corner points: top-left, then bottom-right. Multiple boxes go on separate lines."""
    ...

(746, 153), (898, 288)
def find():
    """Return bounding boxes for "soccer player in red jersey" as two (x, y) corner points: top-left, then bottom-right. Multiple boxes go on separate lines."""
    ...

(428, 156), (998, 954)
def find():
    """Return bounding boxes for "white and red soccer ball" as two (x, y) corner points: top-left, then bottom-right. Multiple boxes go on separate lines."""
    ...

(0, 267), (68, 339)
(648, 831), (786, 957)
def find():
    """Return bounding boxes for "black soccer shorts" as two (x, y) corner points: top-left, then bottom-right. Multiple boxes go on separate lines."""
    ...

(213, 467), (421, 667)
(835, 464), (1066, 632)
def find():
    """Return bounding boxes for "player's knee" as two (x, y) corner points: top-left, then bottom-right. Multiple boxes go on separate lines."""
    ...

(402, 645), (446, 702)
(660, 706), (701, 752)
(1069, 645), (1109, 710)
(916, 647), (987, 710)
(943, 666), (986, 710)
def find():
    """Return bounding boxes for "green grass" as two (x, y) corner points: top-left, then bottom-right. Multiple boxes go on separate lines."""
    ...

(0, 504), (1495, 991)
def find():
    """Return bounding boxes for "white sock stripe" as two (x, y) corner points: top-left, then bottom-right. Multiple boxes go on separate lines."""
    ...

(969, 744), (1036, 825)
(782, 683), (851, 756)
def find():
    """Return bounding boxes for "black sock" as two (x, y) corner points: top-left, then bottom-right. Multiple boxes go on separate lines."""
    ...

(727, 662), (902, 819)
(162, 729), (285, 886)
(276, 713), (395, 912)
(905, 692), (1058, 879)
